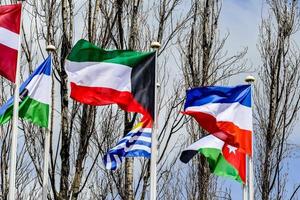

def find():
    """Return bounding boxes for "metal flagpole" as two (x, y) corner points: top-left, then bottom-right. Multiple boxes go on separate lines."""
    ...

(245, 75), (255, 200)
(150, 41), (161, 200)
(42, 44), (56, 200)
(243, 157), (248, 200)
(8, 1), (24, 200)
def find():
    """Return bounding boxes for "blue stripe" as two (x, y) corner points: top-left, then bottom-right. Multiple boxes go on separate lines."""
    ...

(0, 56), (52, 116)
(125, 140), (151, 148)
(125, 150), (151, 158)
(20, 56), (52, 92)
(184, 85), (251, 109)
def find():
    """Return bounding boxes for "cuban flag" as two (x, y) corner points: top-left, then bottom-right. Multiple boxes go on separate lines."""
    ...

(183, 85), (252, 155)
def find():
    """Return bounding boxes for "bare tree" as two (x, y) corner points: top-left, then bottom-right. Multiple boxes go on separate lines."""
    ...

(179, 0), (247, 199)
(255, 0), (300, 199)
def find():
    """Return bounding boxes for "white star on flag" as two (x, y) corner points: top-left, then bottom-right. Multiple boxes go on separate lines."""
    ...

(227, 145), (237, 154)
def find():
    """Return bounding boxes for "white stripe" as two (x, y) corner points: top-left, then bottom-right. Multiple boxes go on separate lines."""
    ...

(0, 27), (19, 50)
(26, 74), (51, 105)
(65, 60), (132, 92)
(185, 135), (224, 151)
(128, 136), (151, 143)
(105, 155), (112, 169)
(127, 144), (151, 153)
(185, 102), (252, 131)
(139, 128), (152, 133)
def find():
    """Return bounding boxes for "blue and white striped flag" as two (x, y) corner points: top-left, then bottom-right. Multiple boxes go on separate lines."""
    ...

(103, 117), (152, 170)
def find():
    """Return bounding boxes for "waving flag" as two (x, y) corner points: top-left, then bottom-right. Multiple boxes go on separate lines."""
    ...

(0, 56), (52, 128)
(180, 134), (246, 183)
(0, 3), (21, 82)
(103, 117), (152, 170)
(183, 85), (252, 155)
(65, 39), (155, 119)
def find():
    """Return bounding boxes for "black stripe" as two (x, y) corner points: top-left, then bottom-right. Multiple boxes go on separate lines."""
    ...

(180, 150), (199, 163)
(131, 53), (155, 119)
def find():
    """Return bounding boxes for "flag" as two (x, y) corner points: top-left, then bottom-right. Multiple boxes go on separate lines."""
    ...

(65, 39), (155, 119)
(0, 3), (21, 82)
(180, 134), (246, 183)
(0, 56), (52, 128)
(183, 85), (252, 155)
(103, 117), (152, 170)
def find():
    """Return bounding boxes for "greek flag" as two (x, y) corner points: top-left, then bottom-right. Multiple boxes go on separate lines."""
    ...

(103, 118), (152, 170)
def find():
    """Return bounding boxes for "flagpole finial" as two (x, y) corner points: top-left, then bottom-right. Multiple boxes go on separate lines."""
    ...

(245, 75), (255, 83)
(46, 44), (56, 52)
(151, 41), (161, 49)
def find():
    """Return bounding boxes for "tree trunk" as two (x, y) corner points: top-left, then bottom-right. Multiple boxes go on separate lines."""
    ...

(59, 0), (73, 199)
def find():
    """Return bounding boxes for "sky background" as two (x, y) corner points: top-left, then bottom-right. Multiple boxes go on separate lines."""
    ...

(216, 0), (300, 199)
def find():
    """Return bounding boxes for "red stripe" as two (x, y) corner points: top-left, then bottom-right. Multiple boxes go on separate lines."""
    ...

(184, 111), (252, 155)
(141, 116), (153, 128)
(70, 82), (152, 119)
(222, 145), (246, 183)
(0, 4), (21, 34)
(0, 43), (17, 82)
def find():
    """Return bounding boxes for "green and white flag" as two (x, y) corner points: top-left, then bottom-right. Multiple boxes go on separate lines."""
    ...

(0, 56), (52, 128)
(180, 134), (246, 183)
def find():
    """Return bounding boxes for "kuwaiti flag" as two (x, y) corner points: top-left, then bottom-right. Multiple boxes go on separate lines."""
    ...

(0, 56), (51, 128)
(0, 3), (21, 82)
(183, 85), (252, 155)
(103, 117), (152, 170)
(180, 134), (246, 184)
(65, 39), (155, 119)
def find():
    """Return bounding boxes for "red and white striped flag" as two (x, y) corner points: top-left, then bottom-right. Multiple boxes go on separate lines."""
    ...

(0, 3), (21, 82)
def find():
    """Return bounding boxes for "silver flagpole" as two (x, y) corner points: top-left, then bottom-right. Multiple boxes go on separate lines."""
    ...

(8, 1), (24, 200)
(42, 45), (56, 200)
(150, 41), (160, 200)
(245, 75), (255, 200)
(243, 157), (248, 200)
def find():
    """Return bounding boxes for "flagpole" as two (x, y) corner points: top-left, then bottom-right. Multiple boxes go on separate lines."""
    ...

(8, 1), (24, 200)
(42, 45), (55, 200)
(243, 156), (248, 200)
(150, 41), (160, 200)
(245, 75), (255, 200)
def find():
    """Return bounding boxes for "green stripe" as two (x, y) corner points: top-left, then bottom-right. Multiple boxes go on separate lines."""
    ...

(199, 148), (243, 183)
(0, 103), (14, 125)
(0, 97), (49, 128)
(67, 39), (155, 68)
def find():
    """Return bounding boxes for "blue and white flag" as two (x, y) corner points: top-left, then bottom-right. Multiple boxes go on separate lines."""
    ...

(103, 117), (152, 170)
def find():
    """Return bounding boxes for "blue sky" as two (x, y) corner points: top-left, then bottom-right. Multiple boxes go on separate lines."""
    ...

(218, 1), (300, 199)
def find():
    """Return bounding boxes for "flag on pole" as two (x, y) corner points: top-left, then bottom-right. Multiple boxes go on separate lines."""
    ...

(0, 3), (21, 82)
(103, 117), (152, 170)
(0, 56), (52, 128)
(65, 39), (155, 119)
(180, 134), (246, 183)
(183, 85), (252, 155)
